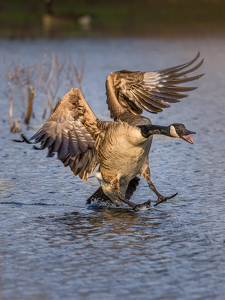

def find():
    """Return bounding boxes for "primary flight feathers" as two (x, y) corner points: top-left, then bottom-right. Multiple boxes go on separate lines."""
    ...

(106, 51), (204, 117)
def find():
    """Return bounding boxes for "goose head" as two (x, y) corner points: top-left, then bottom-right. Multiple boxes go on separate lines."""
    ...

(138, 123), (196, 143)
(169, 123), (196, 144)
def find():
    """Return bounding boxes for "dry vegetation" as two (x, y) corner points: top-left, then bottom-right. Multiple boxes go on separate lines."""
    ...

(2, 51), (88, 133)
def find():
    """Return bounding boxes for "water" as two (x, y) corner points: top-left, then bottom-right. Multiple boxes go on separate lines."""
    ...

(0, 38), (225, 300)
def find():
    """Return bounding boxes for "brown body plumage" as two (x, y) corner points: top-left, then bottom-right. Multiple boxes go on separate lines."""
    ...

(17, 53), (204, 209)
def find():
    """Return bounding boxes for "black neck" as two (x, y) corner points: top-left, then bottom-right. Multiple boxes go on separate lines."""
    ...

(138, 124), (170, 138)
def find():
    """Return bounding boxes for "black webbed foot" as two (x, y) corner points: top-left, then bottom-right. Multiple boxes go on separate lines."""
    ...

(154, 192), (178, 206)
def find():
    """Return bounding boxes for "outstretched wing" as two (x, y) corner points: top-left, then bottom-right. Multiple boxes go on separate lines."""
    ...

(19, 89), (109, 181)
(106, 52), (204, 118)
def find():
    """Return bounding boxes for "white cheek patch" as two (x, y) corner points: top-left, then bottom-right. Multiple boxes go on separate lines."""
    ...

(170, 125), (180, 138)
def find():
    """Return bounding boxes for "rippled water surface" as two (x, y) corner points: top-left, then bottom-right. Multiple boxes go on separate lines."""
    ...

(0, 38), (225, 300)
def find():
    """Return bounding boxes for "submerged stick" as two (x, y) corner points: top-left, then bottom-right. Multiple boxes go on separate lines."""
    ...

(24, 86), (34, 124)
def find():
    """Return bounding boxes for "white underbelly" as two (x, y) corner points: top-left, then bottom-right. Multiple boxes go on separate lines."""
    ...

(95, 171), (126, 205)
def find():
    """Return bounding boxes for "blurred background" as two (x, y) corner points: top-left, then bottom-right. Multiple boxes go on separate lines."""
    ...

(0, 0), (225, 38)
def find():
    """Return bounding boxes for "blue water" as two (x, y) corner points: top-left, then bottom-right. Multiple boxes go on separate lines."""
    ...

(0, 37), (225, 300)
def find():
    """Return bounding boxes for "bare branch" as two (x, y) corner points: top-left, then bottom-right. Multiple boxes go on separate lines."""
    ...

(37, 49), (47, 88)
(45, 52), (55, 88)
(24, 86), (34, 124)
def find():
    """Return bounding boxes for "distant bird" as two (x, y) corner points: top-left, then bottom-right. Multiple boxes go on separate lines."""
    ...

(16, 53), (204, 210)
(42, 0), (92, 33)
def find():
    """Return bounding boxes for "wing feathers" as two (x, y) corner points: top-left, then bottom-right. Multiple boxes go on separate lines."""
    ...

(19, 89), (108, 181)
(51, 135), (61, 153)
(158, 51), (200, 75)
(165, 74), (204, 85)
(69, 131), (80, 157)
(156, 86), (197, 93)
(134, 88), (170, 108)
(169, 59), (204, 79)
(57, 133), (69, 160)
(106, 52), (204, 117)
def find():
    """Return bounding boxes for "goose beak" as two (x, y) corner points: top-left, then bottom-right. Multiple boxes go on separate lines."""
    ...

(181, 129), (196, 144)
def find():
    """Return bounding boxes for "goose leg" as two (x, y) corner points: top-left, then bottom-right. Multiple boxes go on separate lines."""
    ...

(117, 192), (137, 209)
(141, 166), (178, 206)
(112, 178), (151, 211)
(118, 192), (151, 211)
(111, 178), (137, 209)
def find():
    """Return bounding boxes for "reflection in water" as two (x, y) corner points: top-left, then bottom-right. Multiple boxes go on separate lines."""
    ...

(0, 176), (11, 194)
(55, 208), (160, 236)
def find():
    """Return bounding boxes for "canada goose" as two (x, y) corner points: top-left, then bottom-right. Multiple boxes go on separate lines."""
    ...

(16, 52), (204, 210)
(43, 0), (92, 33)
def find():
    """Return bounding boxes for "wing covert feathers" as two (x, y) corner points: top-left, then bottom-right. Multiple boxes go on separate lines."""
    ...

(106, 52), (204, 118)
(21, 89), (108, 181)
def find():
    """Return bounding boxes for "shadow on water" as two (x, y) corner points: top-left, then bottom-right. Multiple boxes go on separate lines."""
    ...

(58, 208), (161, 230)
(31, 205), (167, 251)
